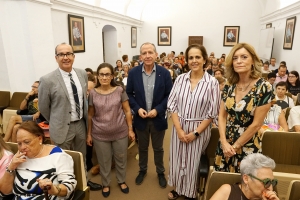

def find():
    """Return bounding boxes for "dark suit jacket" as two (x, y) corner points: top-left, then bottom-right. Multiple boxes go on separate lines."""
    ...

(38, 68), (88, 144)
(126, 64), (173, 132)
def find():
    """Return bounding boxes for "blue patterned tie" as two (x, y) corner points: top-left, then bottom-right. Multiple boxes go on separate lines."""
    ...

(69, 73), (80, 119)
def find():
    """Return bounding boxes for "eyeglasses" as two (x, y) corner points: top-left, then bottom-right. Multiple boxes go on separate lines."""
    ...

(288, 76), (296, 78)
(56, 52), (74, 59)
(248, 174), (278, 188)
(98, 73), (112, 78)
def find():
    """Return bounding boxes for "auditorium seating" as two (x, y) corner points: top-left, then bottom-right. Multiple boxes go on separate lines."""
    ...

(286, 180), (300, 200)
(2, 92), (27, 134)
(6, 142), (89, 200)
(262, 131), (300, 174)
(0, 91), (10, 134)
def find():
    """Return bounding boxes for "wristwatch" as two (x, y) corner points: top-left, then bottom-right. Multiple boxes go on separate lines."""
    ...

(193, 130), (199, 137)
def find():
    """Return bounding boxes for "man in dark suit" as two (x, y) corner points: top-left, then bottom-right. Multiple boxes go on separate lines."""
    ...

(126, 42), (173, 188)
(38, 43), (101, 191)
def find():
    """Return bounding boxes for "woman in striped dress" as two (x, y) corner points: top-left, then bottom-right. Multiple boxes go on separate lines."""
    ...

(167, 44), (220, 200)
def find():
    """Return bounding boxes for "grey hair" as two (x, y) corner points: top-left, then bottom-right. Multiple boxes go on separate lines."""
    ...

(140, 42), (157, 54)
(55, 42), (74, 55)
(240, 153), (275, 178)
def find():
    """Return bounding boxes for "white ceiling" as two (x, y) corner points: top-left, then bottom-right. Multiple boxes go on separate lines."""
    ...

(75, 0), (300, 20)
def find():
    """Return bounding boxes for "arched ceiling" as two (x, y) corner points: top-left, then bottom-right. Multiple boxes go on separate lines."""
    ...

(75, 0), (300, 20)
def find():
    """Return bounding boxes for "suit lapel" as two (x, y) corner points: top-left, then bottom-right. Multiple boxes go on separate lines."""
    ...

(137, 66), (146, 104)
(153, 65), (161, 98)
(55, 68), (70, 101)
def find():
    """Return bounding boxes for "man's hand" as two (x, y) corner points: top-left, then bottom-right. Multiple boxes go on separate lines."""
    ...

(138, 108), (148, 118)
(147, 109), (157, 118)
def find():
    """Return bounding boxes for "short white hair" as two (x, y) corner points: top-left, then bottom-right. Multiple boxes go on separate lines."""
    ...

(240, 153), (275, 177)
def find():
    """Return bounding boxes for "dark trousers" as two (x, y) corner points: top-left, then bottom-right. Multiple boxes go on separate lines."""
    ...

(135, 119), (165, 174)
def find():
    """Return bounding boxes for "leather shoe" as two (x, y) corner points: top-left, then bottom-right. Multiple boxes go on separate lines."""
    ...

(90, 164), (100, 175)
(102, 186), (110, 198)
(135, 171), (147, 185)
(87, 180), (102, 191)
(158, 173), (167, 188)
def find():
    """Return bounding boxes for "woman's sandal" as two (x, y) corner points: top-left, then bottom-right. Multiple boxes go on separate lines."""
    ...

(118, 182), (129, 194)
(168, 190), (179, 200)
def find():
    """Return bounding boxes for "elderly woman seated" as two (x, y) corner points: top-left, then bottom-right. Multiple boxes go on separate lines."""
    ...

(210, 153), (279, 200)
(1, 121), (77, 199)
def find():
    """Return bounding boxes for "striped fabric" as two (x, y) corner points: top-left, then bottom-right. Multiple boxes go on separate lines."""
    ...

(167, 71), (220, 198)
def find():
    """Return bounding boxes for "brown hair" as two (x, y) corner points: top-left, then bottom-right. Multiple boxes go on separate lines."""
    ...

(87, 73), (95, 82)
(122, 55), (128, 61)
(18, 121), (45, 143)
(225, 43), (262, 85)
(185, 44), (208, 69)
(95, 63), (119, 88)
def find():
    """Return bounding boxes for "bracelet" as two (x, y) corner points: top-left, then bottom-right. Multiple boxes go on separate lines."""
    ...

(54, 184), (62, 196)
(236, 140), (242, 147)
(24, 98), (29, 101)
(6, 166), (15, 174)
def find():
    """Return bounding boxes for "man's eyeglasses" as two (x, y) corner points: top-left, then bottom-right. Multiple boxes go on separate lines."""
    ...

(98, 73), (112, 78)
(248, 174), (278, 188)
(56, 52), (74, 59)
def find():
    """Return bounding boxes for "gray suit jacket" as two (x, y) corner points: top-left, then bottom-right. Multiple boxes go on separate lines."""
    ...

(38, 68), (88, 144)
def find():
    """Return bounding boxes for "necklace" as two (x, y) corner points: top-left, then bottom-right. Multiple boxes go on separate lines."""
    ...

(237, 80), (252, 92)
(33, 145), (44, 158)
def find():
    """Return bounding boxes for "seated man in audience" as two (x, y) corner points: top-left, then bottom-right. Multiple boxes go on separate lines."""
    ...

(266, 72), (276, 89)
(274, 65), (288, 87)
(262, 61), (272, 73)
(269, 57), (278, 71)
(275, 81), (294, 111)
(3, 81), (44, 142)
(288, 105), (300, 132)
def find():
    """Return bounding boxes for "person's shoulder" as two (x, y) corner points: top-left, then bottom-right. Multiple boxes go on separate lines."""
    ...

(129, 65), (141, 74)
(40, 69), (58, 80)
(210, 184), (232, 200)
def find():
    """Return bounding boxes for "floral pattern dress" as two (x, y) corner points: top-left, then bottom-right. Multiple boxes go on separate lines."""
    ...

(214, 78), (274, 173)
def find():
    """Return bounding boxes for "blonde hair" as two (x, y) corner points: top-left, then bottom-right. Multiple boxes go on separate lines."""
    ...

(225, 43), (262, 85)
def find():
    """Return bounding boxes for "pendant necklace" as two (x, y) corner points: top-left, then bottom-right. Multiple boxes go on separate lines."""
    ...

(237, 80), (252, 92)
(33, 145), (44, 158)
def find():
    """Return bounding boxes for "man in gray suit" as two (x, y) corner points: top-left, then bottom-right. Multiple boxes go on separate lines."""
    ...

(38, 43), (102, 191)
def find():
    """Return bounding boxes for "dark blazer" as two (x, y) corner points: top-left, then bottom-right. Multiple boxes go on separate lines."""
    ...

(126, 64), (173, 132)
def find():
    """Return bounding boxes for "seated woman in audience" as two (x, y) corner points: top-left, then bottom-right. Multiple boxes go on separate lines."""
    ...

(275, 81), (294, 110)
(3, 81), (45, 142)
(261, 61), (272, 73)
(260, 99), (289, 132)
(287, 70), (300, 101)
(211, 153), (279, 200)
(87, 63), (135, 197)
(133, 60), (139, 67)
(0, 137), (14, 197)
(2, 121), (76, 199)
(288, 105), (300, 132)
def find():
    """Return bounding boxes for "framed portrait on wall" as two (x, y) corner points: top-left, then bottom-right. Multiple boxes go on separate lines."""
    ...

(68, 14), (85, 53)
(283, 16), (296, 50)
(223, 26), (240, 46)
(266, 23), (272, 28)
(131, 27), (137, 48)
(158, 26), (172, 46)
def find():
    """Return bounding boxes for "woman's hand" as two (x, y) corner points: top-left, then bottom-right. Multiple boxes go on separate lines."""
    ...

(128, 130), (135, 141)
(221, 141), (236, 158)
(86, 134), (93, 146)
(36, 178), (54, 193)
(184, 132), (197, 143)
(262, 190), (279, 200)
(177, 129), (188, 143)
(9, 151), (27, 170)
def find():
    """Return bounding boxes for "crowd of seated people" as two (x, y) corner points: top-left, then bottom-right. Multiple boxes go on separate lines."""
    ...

(2, 43), (300, 200)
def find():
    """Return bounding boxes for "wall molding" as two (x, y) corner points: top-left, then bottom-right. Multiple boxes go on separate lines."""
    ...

(260, 1), (300, 24)
(50, 0), (143, 27)
(26, 0), (52, 6)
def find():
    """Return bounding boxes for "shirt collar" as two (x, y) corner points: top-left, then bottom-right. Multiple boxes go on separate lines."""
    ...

(59, 67), (75, 76)
(142, 63), (156, 73)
